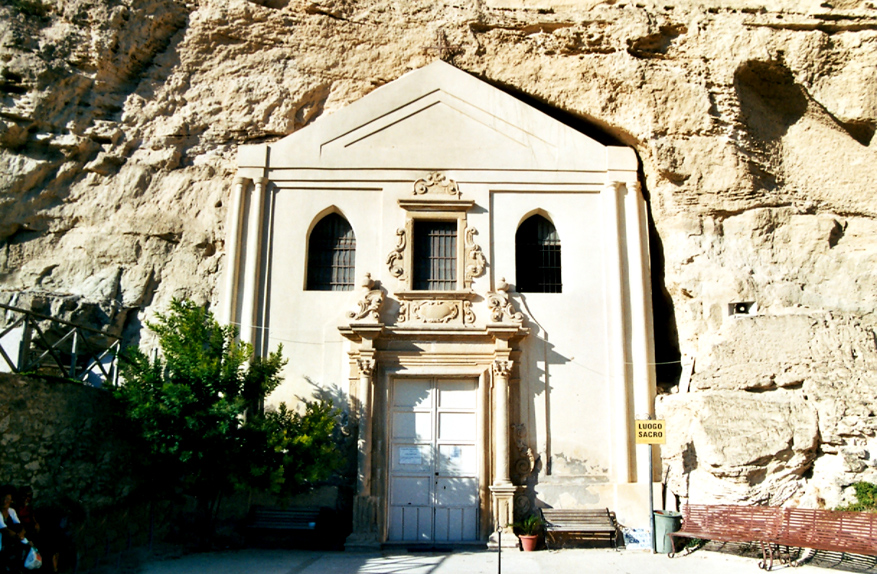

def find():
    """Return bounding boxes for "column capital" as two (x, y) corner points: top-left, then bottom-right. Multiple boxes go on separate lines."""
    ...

(253, 176), (269, 188)
(356, 358), (375, 377)
(603, 180), (625, 194)
(233, 175), (251, 187)
(493, 359), (512, 379)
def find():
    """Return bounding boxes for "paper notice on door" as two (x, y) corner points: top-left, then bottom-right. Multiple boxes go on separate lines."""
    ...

(399, 446), (422, 465)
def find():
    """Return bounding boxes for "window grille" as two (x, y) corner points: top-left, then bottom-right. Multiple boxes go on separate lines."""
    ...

(413, 220), (457, 290)
(515, 215), (561, 293)
(306, 213), (356, 291)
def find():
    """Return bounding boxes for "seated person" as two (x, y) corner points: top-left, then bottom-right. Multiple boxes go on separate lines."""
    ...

(1, 522), (31, 573)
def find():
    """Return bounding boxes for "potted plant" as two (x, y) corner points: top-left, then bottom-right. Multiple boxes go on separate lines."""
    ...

(512, 514), (544, 551)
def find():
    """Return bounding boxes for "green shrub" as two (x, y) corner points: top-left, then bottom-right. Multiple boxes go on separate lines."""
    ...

(837, 482), (877, 512)
(115, 299), (344, 538)
(512, 514), (544, 536)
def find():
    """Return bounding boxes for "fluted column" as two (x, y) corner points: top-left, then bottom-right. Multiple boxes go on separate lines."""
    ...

(221, 176), (249, 326)
(492, 359), (512, 487)
(356, 357), (375, 496)
(240, 176), (267, 348)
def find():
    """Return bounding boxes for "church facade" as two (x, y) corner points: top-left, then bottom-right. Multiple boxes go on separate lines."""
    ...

(220, 61), (657, 547)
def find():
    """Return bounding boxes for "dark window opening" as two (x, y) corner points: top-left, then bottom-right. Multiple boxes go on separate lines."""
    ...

(516, 214), (561, 293)
(306, 213), (356, 291)
(413, 220), (457, 290)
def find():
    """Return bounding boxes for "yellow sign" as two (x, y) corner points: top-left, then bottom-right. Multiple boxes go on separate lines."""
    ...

(635, 420), (666, 444)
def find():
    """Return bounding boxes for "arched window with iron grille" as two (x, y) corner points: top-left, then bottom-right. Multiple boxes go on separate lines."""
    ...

(306, 213), (356, 291)
(515, 214), (561, 293)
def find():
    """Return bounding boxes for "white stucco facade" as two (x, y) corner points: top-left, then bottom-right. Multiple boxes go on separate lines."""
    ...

(221, 61), (657, 547)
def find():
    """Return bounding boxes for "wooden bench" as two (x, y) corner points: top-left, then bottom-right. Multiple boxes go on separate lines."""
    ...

(776, 507), (877, 564)
(244, 506), (325, 546)
(540, 508), (618, 549)
(668, 504), (877, 570)
(667, 504), (780, 567)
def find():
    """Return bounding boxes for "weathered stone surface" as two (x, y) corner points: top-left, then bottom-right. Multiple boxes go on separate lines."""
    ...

(658, 389), (819, 505)
(0, 373), (136, 508)
(1, 0), (876, 509)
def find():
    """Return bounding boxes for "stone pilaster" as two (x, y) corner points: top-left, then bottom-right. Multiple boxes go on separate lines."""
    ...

(220, 176), (250, 326)
(356, 357), (375, 496)
(345, 355), (380, 551)
(240, 176), (267, 348)
(603, 180), (633, 484)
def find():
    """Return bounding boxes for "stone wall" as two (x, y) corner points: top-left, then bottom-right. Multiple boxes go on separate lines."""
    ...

(0, 373), (166, 571)
(1, 0), (876, 509)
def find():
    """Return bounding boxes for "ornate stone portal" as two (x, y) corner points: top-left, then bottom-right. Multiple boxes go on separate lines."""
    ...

(341, 172), (530, 548)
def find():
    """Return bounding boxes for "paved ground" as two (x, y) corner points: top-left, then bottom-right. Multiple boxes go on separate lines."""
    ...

(132, 547), (848, 574)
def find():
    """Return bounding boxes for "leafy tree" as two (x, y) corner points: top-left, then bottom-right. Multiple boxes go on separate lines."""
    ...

(115, 299), (344, 538)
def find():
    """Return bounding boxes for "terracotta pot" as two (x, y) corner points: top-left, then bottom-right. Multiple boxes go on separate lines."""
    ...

(519, 534), (539, 551)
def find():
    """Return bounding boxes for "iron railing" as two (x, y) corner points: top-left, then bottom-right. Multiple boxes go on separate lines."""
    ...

(0, 302), (122, 387)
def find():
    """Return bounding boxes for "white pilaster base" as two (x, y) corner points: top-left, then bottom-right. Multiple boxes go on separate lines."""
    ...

(488, 484), (521, 548)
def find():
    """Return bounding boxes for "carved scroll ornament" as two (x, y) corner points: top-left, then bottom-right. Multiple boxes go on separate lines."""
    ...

(511, 423), (538, 484)
(462, 301), (475, 324)
(464, 226), (486, 283)
(348, 273), (384, 322)
(413, 172), (460, 197)
(386, 228), (406, 279)
(487, 278), (523, 324)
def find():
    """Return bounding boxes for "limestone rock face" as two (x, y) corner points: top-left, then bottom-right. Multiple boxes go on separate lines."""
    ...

(658, 389), (819, 505)
(1, 0), (876, 506)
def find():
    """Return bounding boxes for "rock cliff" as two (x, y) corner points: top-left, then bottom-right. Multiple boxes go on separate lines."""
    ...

(1, 0), (875, 508)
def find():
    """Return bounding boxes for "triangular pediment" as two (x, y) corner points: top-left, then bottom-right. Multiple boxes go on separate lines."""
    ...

(239, 61), (634, 172)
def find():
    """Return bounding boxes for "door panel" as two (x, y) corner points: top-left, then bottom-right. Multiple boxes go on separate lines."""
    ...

(437, 412), (475, 440)
(437, 444), (477, 475)
(394, 380), (432, 408)
(437, 380), (478, 408)
(434, 477), (478, 506)
(393, 411), (432, 440)
(388, 378), (479, 543)
(389, 506), (432, 542)
(392, 444), (432, 473)
(391, 477), (430, 505)
(434, 507), (477, 542)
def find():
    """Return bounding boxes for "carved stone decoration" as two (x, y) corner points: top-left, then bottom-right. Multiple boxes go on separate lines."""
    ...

(414, 300), (459, 323)
(493, 360), (512, 378)
(511, 423), (538, 484)
(348, 274), (384, 322)
(514, 492), (532, 516)
(462, 300), (475, 324)
(487, 277), (524, 324)
(413, 172), (460, 197)
(464, 226), (487, 283)
(397, 302), (410, 323)
(356, 358), (375, 377)
(386, 228), (406, 279)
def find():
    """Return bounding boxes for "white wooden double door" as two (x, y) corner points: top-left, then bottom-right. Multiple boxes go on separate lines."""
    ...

(388, 378), (480, 543)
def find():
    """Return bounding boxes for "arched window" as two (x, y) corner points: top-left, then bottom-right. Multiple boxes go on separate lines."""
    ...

(306, 213), (356, 291)
(515, 214), (561, 293)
